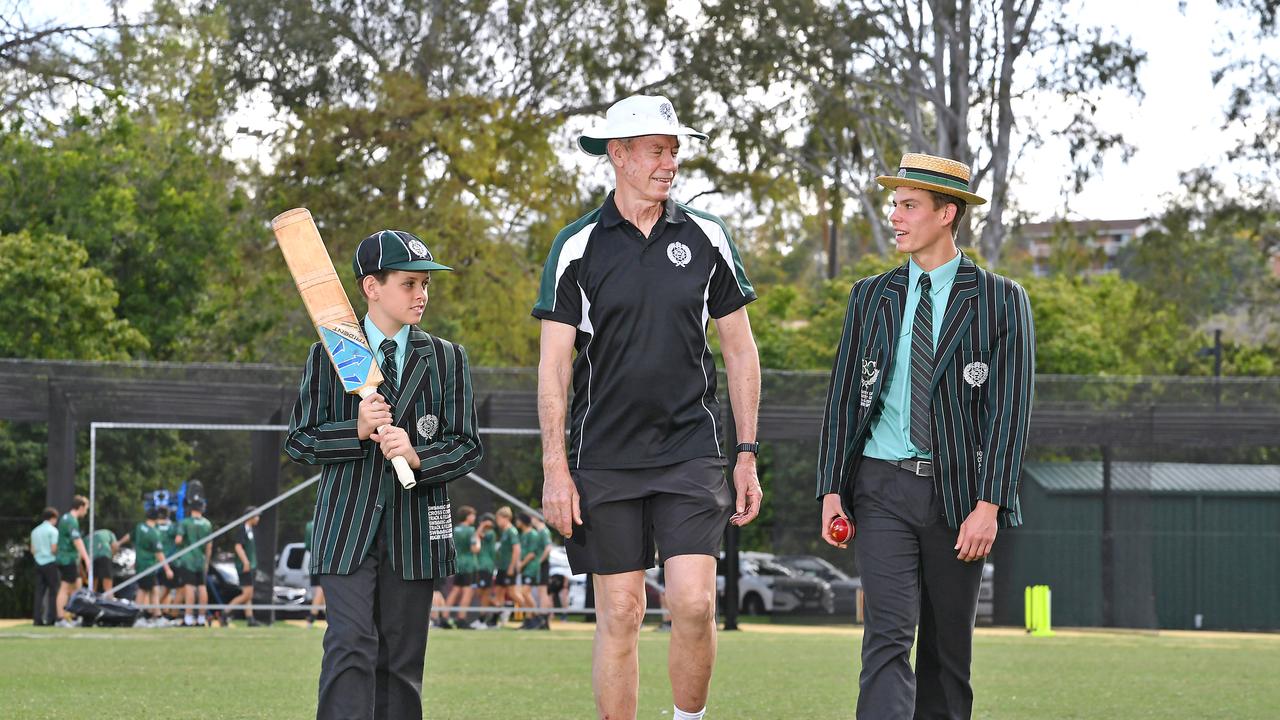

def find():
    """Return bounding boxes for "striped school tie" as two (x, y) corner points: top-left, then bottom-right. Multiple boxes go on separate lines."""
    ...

(379, 338), (399, 408)
(909, 273), (934, 453)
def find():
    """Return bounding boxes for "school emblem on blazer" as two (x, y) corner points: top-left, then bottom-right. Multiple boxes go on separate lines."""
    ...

(666, 241), (691, 267)
(860, 359), (879, 407)
(417, 414), (439, 440)
(963, 361), (989, 388)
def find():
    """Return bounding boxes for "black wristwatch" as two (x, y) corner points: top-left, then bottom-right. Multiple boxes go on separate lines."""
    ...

(735, 442), (760, 455)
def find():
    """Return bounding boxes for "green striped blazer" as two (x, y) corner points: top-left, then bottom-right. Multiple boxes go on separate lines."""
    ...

(816, 255), (1035, 529)
(285, 328), (483, 580)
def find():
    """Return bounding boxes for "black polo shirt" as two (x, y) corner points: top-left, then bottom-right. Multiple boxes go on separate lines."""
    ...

(532, 192), (756, 470)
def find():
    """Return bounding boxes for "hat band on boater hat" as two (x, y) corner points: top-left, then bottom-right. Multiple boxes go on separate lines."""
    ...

(875, 152), (987, 205)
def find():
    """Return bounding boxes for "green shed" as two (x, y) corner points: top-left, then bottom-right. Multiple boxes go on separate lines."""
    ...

(994, 462), (1280, 631)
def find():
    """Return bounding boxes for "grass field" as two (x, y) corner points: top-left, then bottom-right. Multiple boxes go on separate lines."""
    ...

(1, 619), (1278, 719)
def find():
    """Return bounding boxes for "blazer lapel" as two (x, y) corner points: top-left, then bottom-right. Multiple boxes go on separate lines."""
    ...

(876, 264), (909, 367)
(929, 257), (979, 391)
(394, 329), (436, 426)
(861, 265), (908, 415)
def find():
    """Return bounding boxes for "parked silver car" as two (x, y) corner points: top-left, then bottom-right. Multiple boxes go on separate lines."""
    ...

(774, 554), (861, 617)
(717, 551), (835, 615)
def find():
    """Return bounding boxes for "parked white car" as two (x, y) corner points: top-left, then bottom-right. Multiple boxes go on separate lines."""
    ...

(546, 545), (665, 611)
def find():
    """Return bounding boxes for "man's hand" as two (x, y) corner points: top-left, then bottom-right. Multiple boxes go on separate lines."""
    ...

(955, 500), (999, 562)
(730, 455), (763, 527)
(541, 463), (581, 538)
(820, 493), (852, 549)
(357, 392), (393, 440)
(371, 425), (421, 470)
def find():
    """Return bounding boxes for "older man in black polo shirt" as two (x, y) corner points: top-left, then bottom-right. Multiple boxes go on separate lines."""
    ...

(534, 94), (763, 720)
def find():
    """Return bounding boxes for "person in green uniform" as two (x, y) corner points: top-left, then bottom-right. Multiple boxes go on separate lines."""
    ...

(493, 506), (521, 626)
(54, 495), (91, 627)
(154, 506), (181, 621)
(227, 507), (260, 627)
(131, 506), (173, 626)
(535, 514), (554, 610)
(304, 518), (326, 628)
(175, 499), (214, 626)
(89, 526), (127, 594)
(444, 506), (478, 629)
(471, 513), (497, 629)
(517, 513), (548, 630)
(30, 508), (59, 626)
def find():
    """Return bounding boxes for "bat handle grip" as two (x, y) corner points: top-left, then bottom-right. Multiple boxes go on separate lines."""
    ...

(359, 387), (417, 490)
(391, 454), (417, 490)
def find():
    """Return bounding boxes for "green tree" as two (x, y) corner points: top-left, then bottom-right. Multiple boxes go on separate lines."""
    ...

(0, 108), (247, 358)
(0, 230), (148, 359)
(683, 0), (1146, 270)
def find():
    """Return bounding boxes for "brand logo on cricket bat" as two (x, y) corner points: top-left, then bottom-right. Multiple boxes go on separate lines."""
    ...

(319, 327), (376, 392)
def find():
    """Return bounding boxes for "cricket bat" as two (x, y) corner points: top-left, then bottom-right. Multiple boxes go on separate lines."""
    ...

(272, 207), (417, 490)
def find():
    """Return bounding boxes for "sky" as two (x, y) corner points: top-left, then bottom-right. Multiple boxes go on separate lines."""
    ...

(36, 0), (1274, 223)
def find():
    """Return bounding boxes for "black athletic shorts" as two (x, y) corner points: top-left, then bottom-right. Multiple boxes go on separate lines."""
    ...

(473, 571), (494, 589)
(495, 569), (516, 587)
(454, 571), (475, 587)
(566, 456), (733, 575)
(522, 567), (546, 586)
(238, 569), (254, 588)
(92, 557), (113, 583)
(136, 571), (157, 591)
(57, 562), (79, 584)
(177, 567), (206, 587)
(162, 570), (182, 590)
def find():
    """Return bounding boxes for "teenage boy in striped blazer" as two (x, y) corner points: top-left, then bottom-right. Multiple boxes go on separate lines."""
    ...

(285, 230), (483, 720)
(816, 154), (1036, 720)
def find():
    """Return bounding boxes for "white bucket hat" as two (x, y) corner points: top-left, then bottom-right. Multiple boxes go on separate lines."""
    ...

(577, 94), (708, 156)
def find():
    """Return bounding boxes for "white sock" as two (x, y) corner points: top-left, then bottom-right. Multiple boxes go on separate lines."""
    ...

(673, 706), (705, 720)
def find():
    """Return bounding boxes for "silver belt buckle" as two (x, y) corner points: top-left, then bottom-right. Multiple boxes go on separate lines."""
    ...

(913, 460), (932, 477)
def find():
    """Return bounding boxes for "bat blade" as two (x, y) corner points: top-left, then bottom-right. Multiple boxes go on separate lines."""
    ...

(272, 208), (384, 396)
(273, 207), (417, 490)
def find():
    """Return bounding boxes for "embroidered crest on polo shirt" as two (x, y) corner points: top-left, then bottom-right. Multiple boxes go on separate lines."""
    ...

(963, 361), (989, 388)
(408, 239), (429, 258)
(417, 414), (439, 440)
(666, 241), (691, 267)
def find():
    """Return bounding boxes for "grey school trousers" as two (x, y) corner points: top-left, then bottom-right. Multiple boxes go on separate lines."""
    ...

(316, 530), (435, 720)
(852, 458), (986, 720)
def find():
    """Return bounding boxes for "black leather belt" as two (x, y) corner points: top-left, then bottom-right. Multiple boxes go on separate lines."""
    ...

(878, 457), (933, 477)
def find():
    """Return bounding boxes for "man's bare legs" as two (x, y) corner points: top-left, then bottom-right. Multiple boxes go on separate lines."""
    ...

(663, 555), (718, 714)
(592, 571), (647, 719)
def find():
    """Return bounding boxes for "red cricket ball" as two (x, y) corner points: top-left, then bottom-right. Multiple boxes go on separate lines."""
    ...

(829, 516), (851, 543)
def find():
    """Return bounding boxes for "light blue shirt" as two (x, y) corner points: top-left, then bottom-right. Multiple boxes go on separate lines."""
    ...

(363, 316), (410, 381)
(31, 521), (58, 566)
(864, 250), (963, 462)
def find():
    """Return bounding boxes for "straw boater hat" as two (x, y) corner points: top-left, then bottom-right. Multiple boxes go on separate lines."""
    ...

(876, 153), (987, 205)
(577, 95), (707, 156)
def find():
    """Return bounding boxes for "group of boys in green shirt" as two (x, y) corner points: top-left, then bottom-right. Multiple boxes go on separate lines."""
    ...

(450, 507), (553, 629)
